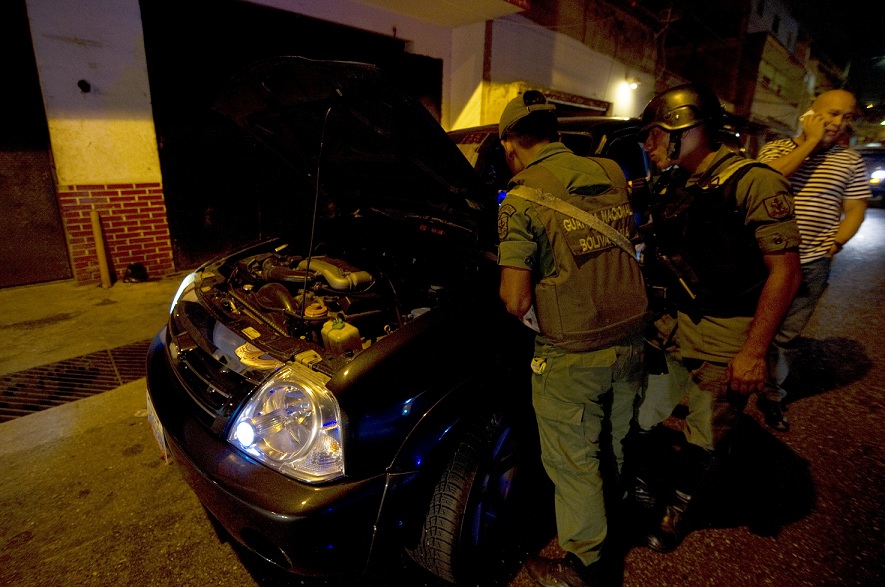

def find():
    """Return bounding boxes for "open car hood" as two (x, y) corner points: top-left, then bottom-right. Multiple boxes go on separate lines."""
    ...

(213, 56), (492, 240)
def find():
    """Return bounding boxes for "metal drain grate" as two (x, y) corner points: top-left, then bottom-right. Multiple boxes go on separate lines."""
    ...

(0, 340), (151, 423)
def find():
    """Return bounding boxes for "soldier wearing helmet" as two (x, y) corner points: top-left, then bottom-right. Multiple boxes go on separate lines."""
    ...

(626, 83), (802, 554)
(639, 83), (724, 171)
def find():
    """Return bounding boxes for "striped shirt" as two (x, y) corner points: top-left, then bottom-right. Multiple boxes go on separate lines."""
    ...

(758, 139), (871, 264)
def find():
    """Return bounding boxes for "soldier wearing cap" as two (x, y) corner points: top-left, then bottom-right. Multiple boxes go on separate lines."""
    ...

(497, 90), (649, 587)
(630, 83), (802, 554)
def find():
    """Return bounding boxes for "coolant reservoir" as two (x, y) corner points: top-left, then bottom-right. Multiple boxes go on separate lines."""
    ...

(321, 318), (362, 354)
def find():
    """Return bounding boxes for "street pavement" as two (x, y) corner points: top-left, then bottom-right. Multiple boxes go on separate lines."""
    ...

(1, 210), (884, 586)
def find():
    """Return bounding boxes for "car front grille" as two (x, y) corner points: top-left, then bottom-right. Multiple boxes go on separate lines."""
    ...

(166, 304), (266, 429)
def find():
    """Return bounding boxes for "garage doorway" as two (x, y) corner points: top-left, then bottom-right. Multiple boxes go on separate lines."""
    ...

(0, 0), (72, 288)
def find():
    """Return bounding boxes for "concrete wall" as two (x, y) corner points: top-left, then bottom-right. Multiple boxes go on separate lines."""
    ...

(26, 0), (159, 184)
(26, 0), (173, 285)
(486, 15), (653, 124)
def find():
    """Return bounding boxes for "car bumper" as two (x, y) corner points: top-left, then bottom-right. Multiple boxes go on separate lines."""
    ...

(146, 331), (388, 577)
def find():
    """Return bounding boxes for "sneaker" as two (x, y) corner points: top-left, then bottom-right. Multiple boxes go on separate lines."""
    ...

(757, 397), (790, 432)
(524, 554), (600, 587)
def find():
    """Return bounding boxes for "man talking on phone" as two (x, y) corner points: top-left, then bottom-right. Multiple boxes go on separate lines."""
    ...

(756, 89), (872, 431)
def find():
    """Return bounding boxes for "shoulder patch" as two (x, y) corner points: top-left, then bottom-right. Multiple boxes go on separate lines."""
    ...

(762, 192), (792, 219)
(498, 203), (517, 241)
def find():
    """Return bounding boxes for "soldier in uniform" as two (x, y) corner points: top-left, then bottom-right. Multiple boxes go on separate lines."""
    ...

(632, 84), (802, 553)
(497, 90), (649, 587)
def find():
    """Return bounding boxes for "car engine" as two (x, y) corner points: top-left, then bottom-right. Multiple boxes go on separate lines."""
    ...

(186, 234), (475, 374)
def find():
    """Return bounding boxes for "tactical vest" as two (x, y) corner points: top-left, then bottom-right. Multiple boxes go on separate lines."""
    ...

(648, 154), (771, 319)
(509, 160), (649, 352)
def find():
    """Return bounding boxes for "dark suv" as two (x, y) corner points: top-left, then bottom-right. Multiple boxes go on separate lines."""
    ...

(146, 57), (650, 586)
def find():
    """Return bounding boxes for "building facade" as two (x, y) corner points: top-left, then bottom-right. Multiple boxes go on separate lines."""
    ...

(10, 0), (841, 286)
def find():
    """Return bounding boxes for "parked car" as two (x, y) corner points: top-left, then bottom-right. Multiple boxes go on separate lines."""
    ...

(146, 56), (651, 586)
(856, 143), (885, 206)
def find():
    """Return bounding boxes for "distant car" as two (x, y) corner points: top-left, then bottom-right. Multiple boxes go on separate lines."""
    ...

(146, 57), (650, 586)
(856, 143), (885, 206)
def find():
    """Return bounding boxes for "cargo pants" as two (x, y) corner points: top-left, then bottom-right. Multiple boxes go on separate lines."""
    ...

(641, 350), (750, 451)
(530, 333), (645, 566)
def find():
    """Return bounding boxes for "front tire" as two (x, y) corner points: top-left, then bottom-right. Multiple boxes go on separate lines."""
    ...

(406, 412), (549, 584)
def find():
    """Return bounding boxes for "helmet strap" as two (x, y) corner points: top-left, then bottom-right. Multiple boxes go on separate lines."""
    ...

(667, 130), (684, 161)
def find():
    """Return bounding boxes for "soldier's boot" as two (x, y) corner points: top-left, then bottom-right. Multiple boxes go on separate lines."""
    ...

(617, 427), (667, 548)
(645, 442), (715, 553)
(646, 490), (693, 553)
(623, 425), (672, 508)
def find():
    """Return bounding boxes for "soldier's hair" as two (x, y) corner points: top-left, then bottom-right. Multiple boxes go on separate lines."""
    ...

(505, 112), (558, 148)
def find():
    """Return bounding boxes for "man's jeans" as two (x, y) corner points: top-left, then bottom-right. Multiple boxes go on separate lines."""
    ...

(763, 256), (831, 401)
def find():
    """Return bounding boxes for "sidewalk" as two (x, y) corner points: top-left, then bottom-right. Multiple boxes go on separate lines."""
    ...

(0, 274), (187, 377)
(0, 273), (265, 586)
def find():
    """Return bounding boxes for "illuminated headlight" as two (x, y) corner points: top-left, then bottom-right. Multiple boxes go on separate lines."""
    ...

(169, 271), (198, 314)
(228, 364), (344, 483)
(870, 169), (884, 185)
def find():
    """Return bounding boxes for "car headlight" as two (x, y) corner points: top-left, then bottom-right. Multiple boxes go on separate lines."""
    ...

(228, 363), (345, 483)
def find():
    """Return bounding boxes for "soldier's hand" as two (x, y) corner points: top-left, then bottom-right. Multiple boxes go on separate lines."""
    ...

(726, 351), (767, 394)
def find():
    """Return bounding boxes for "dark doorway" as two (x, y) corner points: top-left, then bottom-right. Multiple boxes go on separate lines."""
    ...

(139, 0), (442, 270)
(0, 0), (72, 288)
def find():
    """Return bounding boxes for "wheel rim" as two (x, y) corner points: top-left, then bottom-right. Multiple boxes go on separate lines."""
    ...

(467, 422), (520, 548)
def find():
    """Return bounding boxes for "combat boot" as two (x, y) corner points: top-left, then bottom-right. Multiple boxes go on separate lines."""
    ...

(645, 442), (715, 553)
(646, 489), (693, 553)
(524, 553), (606, 587)
(620, 427), (668, 539)
(622, 428), (657, 504)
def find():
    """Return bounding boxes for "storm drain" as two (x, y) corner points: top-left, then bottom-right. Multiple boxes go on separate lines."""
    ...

(0, 340), (151, 423)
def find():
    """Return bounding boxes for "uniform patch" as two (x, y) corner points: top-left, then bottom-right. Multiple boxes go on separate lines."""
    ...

(762, 192), (791, 219)
(498, 203), (517, 241)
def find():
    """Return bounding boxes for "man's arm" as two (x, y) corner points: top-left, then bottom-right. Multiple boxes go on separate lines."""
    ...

(761, 114), (826, 177)
(829, 198), (867, 255)
(499, 266), (533, 320)
(727, 251), (802, 393)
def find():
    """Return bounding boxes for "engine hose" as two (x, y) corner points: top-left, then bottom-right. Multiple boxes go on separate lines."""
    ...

(262, 264), (315, 284)
(296, 258), (374, 291)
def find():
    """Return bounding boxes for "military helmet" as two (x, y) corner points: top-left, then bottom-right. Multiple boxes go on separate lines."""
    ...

(639, 83), (723, 139)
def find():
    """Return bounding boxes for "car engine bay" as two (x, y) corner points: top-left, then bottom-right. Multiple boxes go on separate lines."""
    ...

(184, 221), (491, 377)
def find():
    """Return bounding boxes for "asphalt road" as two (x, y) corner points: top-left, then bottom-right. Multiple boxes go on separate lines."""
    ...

(1, 209), (884, 587)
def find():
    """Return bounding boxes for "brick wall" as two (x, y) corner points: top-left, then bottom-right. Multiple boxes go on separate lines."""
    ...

(56, 182), (175, 285)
